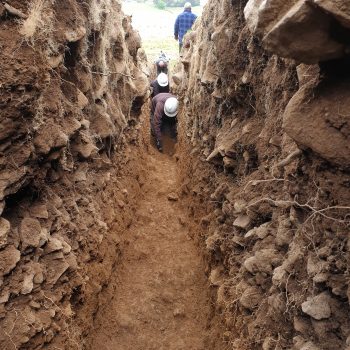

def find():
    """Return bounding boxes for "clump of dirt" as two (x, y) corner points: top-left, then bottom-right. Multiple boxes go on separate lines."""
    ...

(0, 0), (149, 349)
(173, 0), (350, 349)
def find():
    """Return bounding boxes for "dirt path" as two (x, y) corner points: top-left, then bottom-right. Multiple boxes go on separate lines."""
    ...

(87, 146), (211, 350)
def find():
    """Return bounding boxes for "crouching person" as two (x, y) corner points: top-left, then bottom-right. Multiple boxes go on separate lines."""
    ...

(150, 73), (169, 98)
(150, 93), (178, 152)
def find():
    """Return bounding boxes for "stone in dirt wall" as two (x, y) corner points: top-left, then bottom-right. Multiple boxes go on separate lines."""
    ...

(0, 0), (148, 349)
(173, 0), (350, 349)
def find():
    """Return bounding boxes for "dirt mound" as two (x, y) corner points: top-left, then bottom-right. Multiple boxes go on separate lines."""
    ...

(0, 0), (148, 348)
(173, 0), (350, 349)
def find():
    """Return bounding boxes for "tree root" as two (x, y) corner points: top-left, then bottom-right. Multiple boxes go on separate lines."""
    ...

(4, 3), (27, 19)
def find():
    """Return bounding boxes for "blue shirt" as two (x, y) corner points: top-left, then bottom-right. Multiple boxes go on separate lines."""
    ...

(174, 9), (197, 44)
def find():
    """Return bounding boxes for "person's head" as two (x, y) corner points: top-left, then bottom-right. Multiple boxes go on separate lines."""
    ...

(158, 60), (165, 67)
(184, 2), (191, 9)
(164, 97), (178, 117)
(157, 73), (169, 87)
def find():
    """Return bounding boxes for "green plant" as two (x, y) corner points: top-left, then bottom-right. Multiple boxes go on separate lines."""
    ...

(154, 0), (166, 10)
(162, 0), (200, 7)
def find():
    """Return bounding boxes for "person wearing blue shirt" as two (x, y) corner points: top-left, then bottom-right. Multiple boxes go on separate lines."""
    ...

(174, 2), (197, 51)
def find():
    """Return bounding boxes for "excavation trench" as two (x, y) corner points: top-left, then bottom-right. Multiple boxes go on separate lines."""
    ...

(86, 137), (215, 350)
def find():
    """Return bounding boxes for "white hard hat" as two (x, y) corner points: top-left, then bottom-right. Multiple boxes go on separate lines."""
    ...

(184, 2), (191, 8)
(164, 97), (178, 117)
(157, 73), (168, 87)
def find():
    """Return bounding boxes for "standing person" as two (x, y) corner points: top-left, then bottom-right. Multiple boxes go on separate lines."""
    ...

(150, 73), (170, 98)
(150, 93), (178, 152)
(174, 2), (197, 52)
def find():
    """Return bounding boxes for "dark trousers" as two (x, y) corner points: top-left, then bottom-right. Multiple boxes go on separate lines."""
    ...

(150, 115), (177, 140)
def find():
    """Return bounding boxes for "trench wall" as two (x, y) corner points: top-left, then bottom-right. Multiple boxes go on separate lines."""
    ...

(174, 1), (350, 349)
(0, 1), (149, 348)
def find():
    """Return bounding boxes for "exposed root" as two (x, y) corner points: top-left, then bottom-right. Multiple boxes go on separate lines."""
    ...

(4, 3), (27, 19)
(248, 197), (350, 223)
(19, 0), (54, 41)
(276, 149), (302, 169)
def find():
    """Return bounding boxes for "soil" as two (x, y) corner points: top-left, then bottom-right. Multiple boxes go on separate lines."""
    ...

(86, 145), (216, 350)
(171, 0), (350, 349)
(1, 0), (350, 349)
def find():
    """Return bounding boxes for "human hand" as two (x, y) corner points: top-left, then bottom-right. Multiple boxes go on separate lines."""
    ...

(156, 140), (163, 152)
(174, 35), (178, 41)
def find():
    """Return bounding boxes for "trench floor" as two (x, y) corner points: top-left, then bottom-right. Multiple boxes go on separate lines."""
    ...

(88, 144), (211, 350)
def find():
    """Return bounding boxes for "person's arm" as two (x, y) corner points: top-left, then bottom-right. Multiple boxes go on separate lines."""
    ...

(192, 14), (197, 25)
(174, 15), (179, 40)
(153, 104), (163, 150)
(151, 96), (157, 116)
(153, 83), (160, 97)
(150, 81), (155, 98)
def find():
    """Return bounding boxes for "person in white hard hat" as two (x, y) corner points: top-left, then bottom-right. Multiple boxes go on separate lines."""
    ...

(150, 73), (170, 98)
(174, 2), (197, 51)
(150, 93), (179, 152)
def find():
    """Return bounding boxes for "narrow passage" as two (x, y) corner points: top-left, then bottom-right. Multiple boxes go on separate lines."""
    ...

(88, 147), (211, 350)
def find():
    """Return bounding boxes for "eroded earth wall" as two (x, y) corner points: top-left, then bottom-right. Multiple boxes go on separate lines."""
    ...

(0, 0), (148, 348)
(174, 0), (350, 349)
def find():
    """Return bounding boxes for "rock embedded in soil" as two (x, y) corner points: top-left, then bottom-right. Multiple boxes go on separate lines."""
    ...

(29, 300), (41, 310)
(34, 124), (69, 155)
(46, 259), (70, 285)
(0, 217), (10, 248)
(21, 272), (35, 295)
(239, 286), (262, 310)
(173, 305), (186, 318)
(307, 255), (327, 277)
(301, 293), (332, 320)
(45, 237), (64, 254)
(167, 193), (179, 201)
(244, 249), (281, 275)
(0, 245), (20, 276)
(314, 0), (350, 28)
(232, 199), (247, 213)
(65, 26), (86, 42)
(233, 214), (251, 229)
(19, 217), (42, 251)
(300, 341), (321, 350)
(283, 81), (350, 167)
(209, 267), (223, 286)
(33, 271), (44, 285)
(29, 204), (49, 219)
(245, 0), (346, 63)
(117, 200), (125, 208)
(293, 316), (311, 334)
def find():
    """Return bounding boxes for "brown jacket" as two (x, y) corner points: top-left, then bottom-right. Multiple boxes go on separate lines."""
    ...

(150, 79), (170, 98)
(151, 93), (176, 142)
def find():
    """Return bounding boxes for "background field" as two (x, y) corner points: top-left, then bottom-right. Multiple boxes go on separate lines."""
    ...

(122, 1), (204, 67)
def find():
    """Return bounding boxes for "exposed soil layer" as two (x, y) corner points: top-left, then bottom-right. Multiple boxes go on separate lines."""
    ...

(0, 0), (149, 348)
(86, 145), (220, 350)
(172, 0), (350, 349)
(1, 0), (350, 349)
